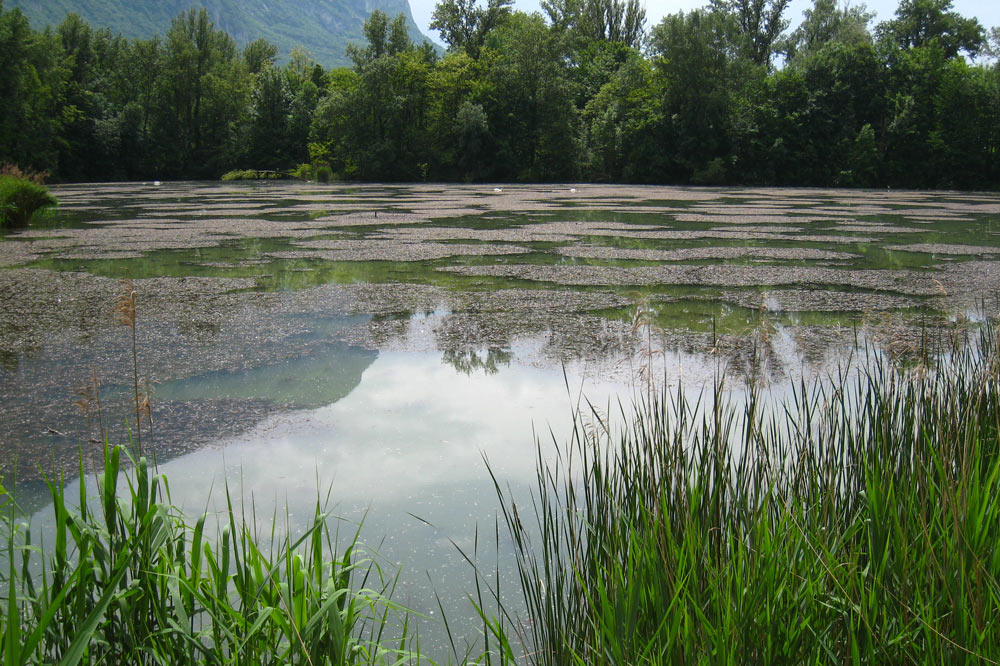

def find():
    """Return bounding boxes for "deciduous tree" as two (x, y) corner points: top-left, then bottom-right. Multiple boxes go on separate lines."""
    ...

(431, 0), (512, 59)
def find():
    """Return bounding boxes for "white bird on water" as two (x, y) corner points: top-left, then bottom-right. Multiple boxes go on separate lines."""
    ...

(493, 187), (503, 193)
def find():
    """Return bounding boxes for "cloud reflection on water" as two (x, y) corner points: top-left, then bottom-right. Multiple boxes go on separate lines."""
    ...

(164, 349), (628, 513)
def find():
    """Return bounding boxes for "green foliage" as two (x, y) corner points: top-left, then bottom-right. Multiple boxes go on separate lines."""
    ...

(1, 0), (998, 188)
(877, 0), (985, 58)
(244, 38), (278, 74)
(328, 11), (438, 181)
(425, 51), (482, 179)
(289, 160), (334, 183)
(0, 4), (66, 172)
(291, 163), (314, 180)
(543, 0), (646, 49)
(488, 322), (1000, 664)
(221, 169), (290, 180)
(246, 66), (293, 169)
(0, 445), (419, 664)
(0, 173), (56, 227)
(650, 9), (739, 182)
(454, 101), (490, 180)
(481, 12), (581, 181)
(347, 10), (414, 67)
(746, 38), (887, 186)
(314, 164), (334, 183)
(928, 59), (996, 188)
(431, 0), (513, 59)
(711, 0), (790, 66)
(691, 155), (729, 184)
(154, 9), (249, 179)
(842, 122), (880, 186)
(782, 0), (874, 65)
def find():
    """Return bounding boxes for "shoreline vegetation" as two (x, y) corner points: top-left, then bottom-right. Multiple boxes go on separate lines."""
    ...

(3, 317), (999, 663)
(488, 324), (1000, 664)
(1, 448), (420, 666)
(1, 0), (998, 189)
(0, 164), (56, 229)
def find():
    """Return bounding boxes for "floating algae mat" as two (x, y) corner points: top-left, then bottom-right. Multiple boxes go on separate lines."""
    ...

(2, 182), (999, 655)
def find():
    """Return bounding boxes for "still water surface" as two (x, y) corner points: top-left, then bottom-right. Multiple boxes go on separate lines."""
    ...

(2, 182), (999, 654)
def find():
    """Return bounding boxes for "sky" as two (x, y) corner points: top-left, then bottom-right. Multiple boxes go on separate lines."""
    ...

(409, 0), (1000, 50)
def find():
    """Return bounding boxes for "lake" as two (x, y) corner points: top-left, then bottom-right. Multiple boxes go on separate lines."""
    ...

(2, 181), (999, 655)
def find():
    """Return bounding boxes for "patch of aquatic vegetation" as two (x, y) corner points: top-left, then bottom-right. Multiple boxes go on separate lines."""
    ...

(594, 296), (862, 333)
(247, 257), (561, 293)
(493, 251), (666, 268)
(221, 168), (294, 180)
(24, 246), (548, 295)
(27, 238), (301, 281)
(24, 239), (636, 292)
(18, 234), (948, 336)
(0, 210), (103, 237)
(575, 227), (993, 271)
(13, 184), (999, 355)
(428, 212), (545, 230)
(425, 208), (751, 232)
(592, 197), (702, 209)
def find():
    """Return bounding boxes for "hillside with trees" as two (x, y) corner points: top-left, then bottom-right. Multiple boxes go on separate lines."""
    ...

(6, 0), (429, 67)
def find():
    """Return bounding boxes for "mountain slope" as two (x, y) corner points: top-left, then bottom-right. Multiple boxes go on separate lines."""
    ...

(8, 0), (431, 67)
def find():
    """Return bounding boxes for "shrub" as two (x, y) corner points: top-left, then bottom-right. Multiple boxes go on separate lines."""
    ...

(0, 163), (48, 183)
(221, 169), (262, 181)
(291, 163), (313, 180)
(314, 164), (333, 183)
(0, 172), (57, 227)
(691, 156), (729, 185)
(221, 169), (291, 181)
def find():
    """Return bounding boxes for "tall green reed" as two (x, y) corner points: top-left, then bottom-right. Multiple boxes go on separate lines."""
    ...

(487, 323), (1000, 664)
(1, 444), (421, 665)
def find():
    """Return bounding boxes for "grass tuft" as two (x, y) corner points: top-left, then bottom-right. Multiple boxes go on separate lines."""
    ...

(0, 164), (56, 228)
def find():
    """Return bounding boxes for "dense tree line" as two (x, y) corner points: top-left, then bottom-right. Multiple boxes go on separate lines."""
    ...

(1, 0), (998, 188)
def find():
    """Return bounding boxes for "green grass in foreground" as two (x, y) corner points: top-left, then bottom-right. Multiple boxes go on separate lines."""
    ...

(1, 446), (418, 665)
(486, 326), (1000, 664)
(3, 322), (1000, 664)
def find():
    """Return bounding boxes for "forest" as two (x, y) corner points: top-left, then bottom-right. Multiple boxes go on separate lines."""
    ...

(1, 0), (998, 189)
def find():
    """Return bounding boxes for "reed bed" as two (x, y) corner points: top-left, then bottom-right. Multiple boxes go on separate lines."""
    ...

(488, 324), (1000, 665)
(0, 445), (419, 665)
